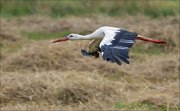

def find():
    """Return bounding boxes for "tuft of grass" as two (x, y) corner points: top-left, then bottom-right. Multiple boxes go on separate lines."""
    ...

(22, 31), (70, 40)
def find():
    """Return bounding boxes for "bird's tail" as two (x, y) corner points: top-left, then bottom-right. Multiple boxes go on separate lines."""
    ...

(136, 35), (166, 44)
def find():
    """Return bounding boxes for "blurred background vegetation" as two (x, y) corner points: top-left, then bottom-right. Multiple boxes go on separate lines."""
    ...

(0, 1), (179, 110)
(0, 0), (179, 18)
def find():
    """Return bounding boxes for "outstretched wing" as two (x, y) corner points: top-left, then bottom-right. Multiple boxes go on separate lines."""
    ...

(100, 29), (138, 65)
(81, 39), (102, 58)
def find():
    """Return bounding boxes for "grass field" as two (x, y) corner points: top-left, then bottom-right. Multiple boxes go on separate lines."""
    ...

(0, 0), (180, 110)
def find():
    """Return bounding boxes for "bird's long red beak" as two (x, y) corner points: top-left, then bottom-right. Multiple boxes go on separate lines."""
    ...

(52, 37), (69, 43)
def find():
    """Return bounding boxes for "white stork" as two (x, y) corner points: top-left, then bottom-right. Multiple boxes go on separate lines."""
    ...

(52, 26), (166, 65)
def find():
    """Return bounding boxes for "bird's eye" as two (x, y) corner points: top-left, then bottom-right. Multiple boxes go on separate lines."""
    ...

(69, 35), (73, 37)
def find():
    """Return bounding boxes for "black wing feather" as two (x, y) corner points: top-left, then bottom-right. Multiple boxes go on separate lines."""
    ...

(101, 30), (138, 65)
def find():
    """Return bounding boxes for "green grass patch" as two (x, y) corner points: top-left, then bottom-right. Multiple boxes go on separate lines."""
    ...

(131, 45), (164, 55)
(0, 42), (22, 53)
(115, 101), (154, 110)
(0, 1), (179, 18)
(0, 1), (36, 17)
(115, 101), (168, 111)
(22, 31), (71, 40)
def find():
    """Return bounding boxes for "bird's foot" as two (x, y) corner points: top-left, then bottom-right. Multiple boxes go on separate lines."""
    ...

(81, 49), (90, 56)
(81, 49), (99, 58)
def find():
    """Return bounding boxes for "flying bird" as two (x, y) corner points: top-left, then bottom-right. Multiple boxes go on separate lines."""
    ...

(52, 26), (166, 65)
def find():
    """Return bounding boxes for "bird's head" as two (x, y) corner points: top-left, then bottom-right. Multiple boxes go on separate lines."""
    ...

(52, 34), (82, 43)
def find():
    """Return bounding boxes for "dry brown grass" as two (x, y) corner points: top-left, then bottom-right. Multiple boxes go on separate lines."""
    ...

(0, 15), (179, 110)
(1, 71), (120, 109)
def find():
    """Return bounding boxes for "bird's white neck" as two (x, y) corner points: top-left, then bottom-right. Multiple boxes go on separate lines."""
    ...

(78, 34), (98, 39)
(73, 29), (104, 40)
